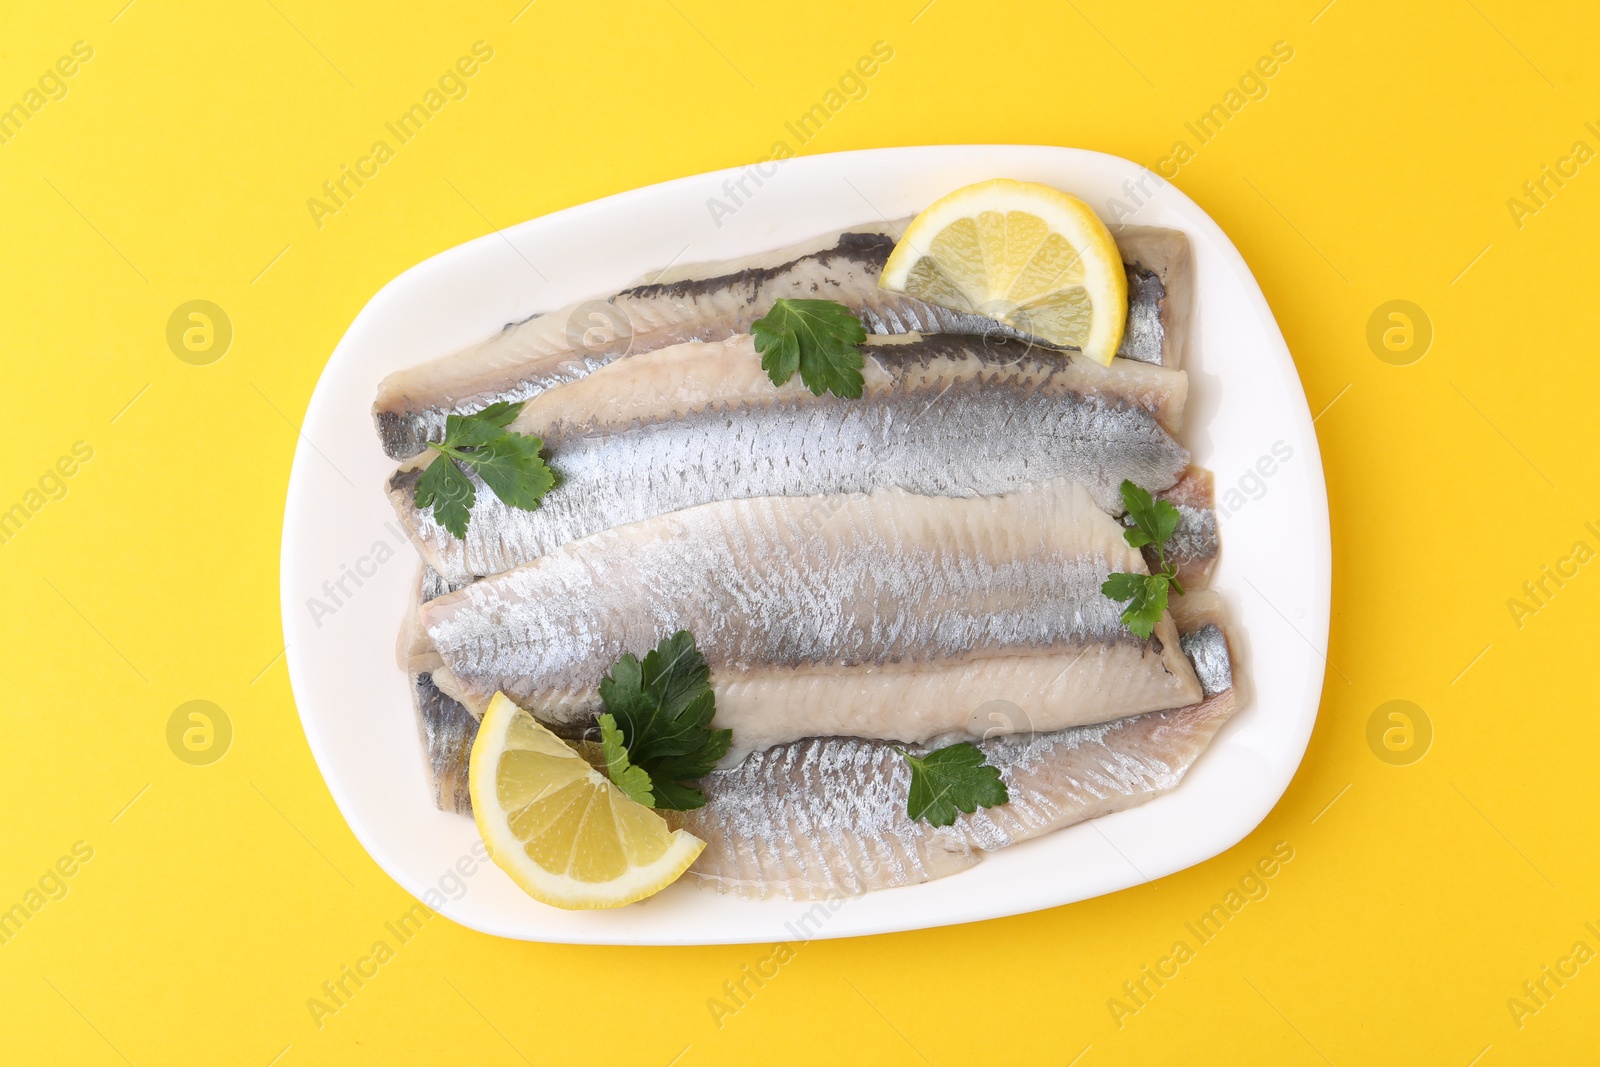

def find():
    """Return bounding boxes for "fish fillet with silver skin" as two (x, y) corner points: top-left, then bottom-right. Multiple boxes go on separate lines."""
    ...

(420, 478), (1203, 763)
(372, 220), (1193, 459)
(674, 592), (1236, 900)
(387, 333), (1192, 583)
(398, 565), (474, 813)
(399, 462), (1220, 814)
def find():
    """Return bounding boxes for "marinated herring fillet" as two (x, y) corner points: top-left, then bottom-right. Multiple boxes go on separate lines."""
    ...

(401, 565), (474, 812)
(396, 467), (1219, 677)
(373, 221), (1193, 459)
(389, 333), (1191, 582)
(675, 597), (1235, 899)
(1116, 225), (1194, 373)
(401, 509), (1214, 816)
(412, 671), (475, 814)
(421, 479), (1203, 761)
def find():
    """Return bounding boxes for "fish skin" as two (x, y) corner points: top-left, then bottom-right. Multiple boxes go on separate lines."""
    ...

(1180, 625), (1232, 697)
(411, 596), (1234, 898)
(412, 671), (476, 814)
(421, 479), (1202, 760)
(1172, 590), (1233, 695)
(390, 333), (1191, 583)
(675, 616), (1235, 900)
(400, 565), (478, 813)
(1165, 507), (1220, 591)
(1116, 225), (1195, 371)
(372, 222), (1192, 459)
(398, 570), (1226, 819)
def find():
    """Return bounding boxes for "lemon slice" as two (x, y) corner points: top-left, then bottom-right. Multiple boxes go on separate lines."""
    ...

(469, 693), (705, 909)
(879, 178), (1127, 365)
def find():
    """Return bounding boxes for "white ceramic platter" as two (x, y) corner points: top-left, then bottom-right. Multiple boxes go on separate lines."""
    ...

(281, 145), (1330, 944)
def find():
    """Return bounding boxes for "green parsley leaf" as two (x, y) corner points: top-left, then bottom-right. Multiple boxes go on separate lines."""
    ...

(750, 298), (867, 399)
(1101, 479), (1186, 639)
(418, 402), (556, 539)
(648, 776), (717, 813)
(442, 411), (508, 449)
(1105, 573), (1169, 639)
(1099, 571), (1148, 602)
(458, 433), (556, 511)
(472, 400), (524, 428)
(1119, 479), (1182, 550)
(900, 743), (1010, 827)
(598, 712), (655, 807)
(597, 631), (732, 811)
(413, 449), (476, 539)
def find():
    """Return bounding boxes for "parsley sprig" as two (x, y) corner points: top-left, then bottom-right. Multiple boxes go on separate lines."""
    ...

(414, 401), (555, 539)
(1100, 479), (1186, 640)
(900, 743), (1010, 826)
(750, 298), (867, 399)
(597, 631), (732, 811)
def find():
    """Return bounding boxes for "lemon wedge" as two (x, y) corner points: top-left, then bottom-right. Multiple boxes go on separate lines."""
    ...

(469, 693), (705, 909)
(879, 178), (1127, 365)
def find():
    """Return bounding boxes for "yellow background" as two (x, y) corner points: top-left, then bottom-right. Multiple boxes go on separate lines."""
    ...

(2, 0), (1596, 1062)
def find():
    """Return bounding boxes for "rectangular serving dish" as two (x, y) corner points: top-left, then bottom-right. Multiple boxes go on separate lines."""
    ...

(280, 144), (1330, 944)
